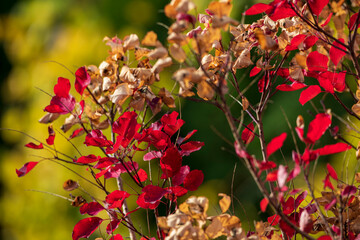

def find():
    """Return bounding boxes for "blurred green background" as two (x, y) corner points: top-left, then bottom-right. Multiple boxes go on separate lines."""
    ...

(0, 0), (356, 239)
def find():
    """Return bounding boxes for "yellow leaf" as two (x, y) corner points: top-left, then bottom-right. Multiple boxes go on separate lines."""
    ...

(197, 80), (215, 100)
(218, 193), (231, 213)
(142, 31), (158, 47)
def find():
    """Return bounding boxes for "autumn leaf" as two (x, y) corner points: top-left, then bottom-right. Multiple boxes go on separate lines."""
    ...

(266, 132), (287, 157)
(16, 161), (39, 177)
(72, 217), (103, 240)
(299, 85), (321, 105)
(218, 193), (231, 213)
(75, 66), (91, 95)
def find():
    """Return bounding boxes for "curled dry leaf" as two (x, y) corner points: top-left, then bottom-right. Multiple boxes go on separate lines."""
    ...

(109, 83), (132, 105)
(141, 31), (158, 47)
(218, 193), (231, 213)
(169, 44), (187, 63)
(151, 57), (172, 73)
(197, 80), (215, 100)
(38, 113), (60, 124)
(158, 88), (176, 108)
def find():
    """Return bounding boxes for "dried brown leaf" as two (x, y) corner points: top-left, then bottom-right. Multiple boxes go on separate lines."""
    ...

(242, 96), (249, 111)
(170, 44), (187, 63)
(109, 83), (132, 105)
(197, 80), (215, 100)
(142, 31), (158, 46)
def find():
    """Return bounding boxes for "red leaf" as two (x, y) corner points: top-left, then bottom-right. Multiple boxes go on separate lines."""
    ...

(180, 141), (204, 156)
(177, 129), (197, 144)
(45, 95), (76, 114)
(306, 113), (331, 143)
(279, 214), (297, 238)
(70, 128), (85, 139)
(318, 73), (334, 93)
(260, 198), (269, 212)
(25, 142), (43, 149)
(105, 190), (131, 209)
(72, 217), (103, 240)
(333, 71), (346, 92)
(306, 51), (328, 72)
(142, 185), (170, 203)
(308, 0), (329, 15)
(285, 34), (307, 51)
(183, 169), (204, 191)
(299, 85), (321, 105)
(160, 147), (182, 178)
(323, 174), (334, 190)
(161, 112), (185, 136)
(303, 36), (318, 49)
(259, 161), (277, 171)
(266, 132), (287, 157)
(348, 13), (359, 31)
(76, 154), (99, 164)
(143, 151), (162, 161)
(276, 81), (307, 91)
(265, 0), (297, 21)
(75, 66), (91, 95)
(16, 161), (39, 177)
(135, 169), (148, 183)
(341, 185), (357, 197)
(314, 143), (351, 156)
(268, 215), (280, 226)
(106, 219), (120, 234)
(136, 193), (160, 209)
(168, 186), (188, 197)
(84, 130), (113, 147)
(94, 157), (117, 169)
(241, 122), (255, 144)
(288, 163), (301, 180)
(250, 66), (262, 77)
(329, 38), (346, 66)
(54, 77), (71, 98)
(79, 202), (104, 216)
(282, 197), (295, 214)
(276, 68), (289, 78)
(172, 165), (190, 186)
(244, 3), (272, 15)
(109, 234), (124, 240)
(318, 236), (332, 240)
(295, 191), (307, 210)
(266, 170), (278, 181)
(321, 12), (333, 27)
(326, 164), (338, 182)
(325, 198), (337, 210)
(113, 111), (140, 148)
(258, 75), (265, 93)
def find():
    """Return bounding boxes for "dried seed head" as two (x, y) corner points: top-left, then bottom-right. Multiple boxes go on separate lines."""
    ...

(63, 179), (79, 191)
(71, 196), (86, 207)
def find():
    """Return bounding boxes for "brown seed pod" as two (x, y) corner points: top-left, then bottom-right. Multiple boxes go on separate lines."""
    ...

(63, 179), (79, 191)
(71, 196), (86, 207)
